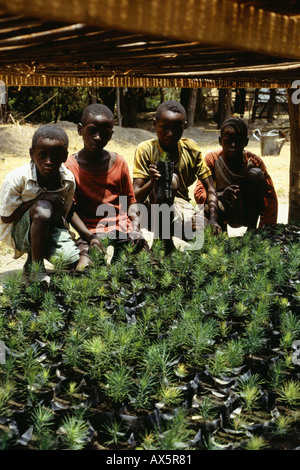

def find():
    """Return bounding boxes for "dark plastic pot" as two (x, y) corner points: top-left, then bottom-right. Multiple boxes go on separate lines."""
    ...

(154, 161), (174, 200)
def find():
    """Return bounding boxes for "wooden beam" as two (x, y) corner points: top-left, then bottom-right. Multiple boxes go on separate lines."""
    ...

(0, 71), (294, 89)
(0, 0), (299, 60)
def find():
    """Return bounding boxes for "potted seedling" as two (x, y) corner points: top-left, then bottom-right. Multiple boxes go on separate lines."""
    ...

(154, 152), (174, 200)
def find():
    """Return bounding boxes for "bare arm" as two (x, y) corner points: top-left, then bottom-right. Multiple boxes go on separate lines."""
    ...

(201, 175), (221, 234)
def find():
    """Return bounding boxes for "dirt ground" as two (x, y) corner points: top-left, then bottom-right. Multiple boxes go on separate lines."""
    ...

(0, 114), (291, 283)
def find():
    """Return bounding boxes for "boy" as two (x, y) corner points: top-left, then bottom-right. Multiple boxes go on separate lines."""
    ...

(133, 100), (221, 250)
(65, 103), (145, 268)
(194, 117), (278, 231)
(0, 124), (80, 286)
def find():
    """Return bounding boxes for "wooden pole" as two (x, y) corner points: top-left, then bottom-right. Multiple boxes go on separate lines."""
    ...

(186, 89), (197, 128)
(116, 87), (122, 127)
(287, 89), (300, 224)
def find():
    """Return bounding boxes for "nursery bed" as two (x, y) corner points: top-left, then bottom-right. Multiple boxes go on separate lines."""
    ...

(0, 223), (299, 451)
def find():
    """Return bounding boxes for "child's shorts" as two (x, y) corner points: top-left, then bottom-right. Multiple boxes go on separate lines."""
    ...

(11, 210), (80, 267)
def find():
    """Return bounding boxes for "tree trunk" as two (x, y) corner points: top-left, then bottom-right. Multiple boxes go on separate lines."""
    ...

(116, 88), (122, 126)
(234, 88), (246, 117)
(196, 88), (206, 123)
(216, 88), (232, 128)
(159, 88), (165, 103)
(287, 90), (300, 223)
(225, 88), (232, 121)
(267, 88), (276, 123)
(186, 88), (198, 128)
(89, 87), (97, 104)
(251, 88), (260, 123)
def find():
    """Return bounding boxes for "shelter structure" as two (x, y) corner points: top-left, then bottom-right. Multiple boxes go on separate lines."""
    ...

(0, 0), (298, 220)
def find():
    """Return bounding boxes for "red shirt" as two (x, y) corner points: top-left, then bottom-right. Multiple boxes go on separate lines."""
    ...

(194, 149), (278, 227)
(66, 154), (136, 234)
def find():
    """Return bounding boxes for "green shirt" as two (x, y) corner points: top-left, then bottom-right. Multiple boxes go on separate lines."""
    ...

(133, 137), (211, 201)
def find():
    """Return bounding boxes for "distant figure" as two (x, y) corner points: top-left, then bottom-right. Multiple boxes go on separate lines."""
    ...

(0, 125), (80, 286)
(66, 103), (146, 269)
(194, 117), (278, 231)
(133, 100), (221, 252)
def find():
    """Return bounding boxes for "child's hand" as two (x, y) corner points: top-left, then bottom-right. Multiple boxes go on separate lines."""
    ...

(149, 164), (161, 185)
(89, 235), (105, 254)
(220, 185), (240, 206)
(129, 228), (144, 246)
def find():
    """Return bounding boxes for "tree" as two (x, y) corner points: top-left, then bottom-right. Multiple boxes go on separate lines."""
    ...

(186, 89), (198, 128)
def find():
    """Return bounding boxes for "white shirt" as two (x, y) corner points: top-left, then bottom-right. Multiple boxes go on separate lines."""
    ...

(0, 160), (76, 256)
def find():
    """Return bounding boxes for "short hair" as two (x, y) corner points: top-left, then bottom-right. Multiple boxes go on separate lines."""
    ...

(31, 124), (69, 150)
(81, 103), (114, 126)
(155, 100), (187, 121)
(220, 117), (248, 140)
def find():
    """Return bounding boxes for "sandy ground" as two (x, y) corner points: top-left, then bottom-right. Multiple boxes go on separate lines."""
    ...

(0, 117), (290, 283)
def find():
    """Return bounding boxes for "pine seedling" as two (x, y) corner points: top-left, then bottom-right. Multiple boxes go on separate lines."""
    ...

(237, 373), (264, 412)
(83, 335), (106, 379)
(277, 380), (300, 407)
(30, 405), (55, 449)
(101, 419), (126, 446)
(272, 414), (293, 436)
(279, 312), (300, 349)
(186, 319), (218, 365)
(132, 371), (158, 410)
(2, 272), (25, 311)
(38, 292), (64, 337)
(47, 340), (63, 358)
(243, 435), (268, 450)
(243, 321), (266, 355)
(207, 350), (228, 378)
(223, 338), (245, 368)
(1, 355), (16, 381)
(154, 407), (193, 450)
(268, 359), (286, 390)
(63, 328), (84, 367)
(199, 396), (218, 421)
(175, 363), (189, 378)
(104, 365), (133, 404)
(0, 381), (14, 414)
(59, 414), (90, 450)
(233, 301), (249, 318)
(139, 431), (156, 450)
(286, 243), (300, 280)
(142, 343), (176, 382)
(157, 384), (184, 407)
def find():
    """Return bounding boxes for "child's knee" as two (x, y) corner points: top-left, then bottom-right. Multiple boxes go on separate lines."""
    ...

(30, 200), (53, 223)
(247, 167), (265, 184)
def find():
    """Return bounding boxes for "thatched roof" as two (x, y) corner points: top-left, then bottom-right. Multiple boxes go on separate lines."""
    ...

(0, 0), (299, 88)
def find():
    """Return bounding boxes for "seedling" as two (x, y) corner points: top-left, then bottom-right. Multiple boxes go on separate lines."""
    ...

(101, 419), (126, 446)
(104, 365), (133, 404)
(59, 414), (90, 450)
(157, 384), (184, 407)
(243, 435), (268, 450)
(237, 373), (264, 411)
(278, 380), (300, 407)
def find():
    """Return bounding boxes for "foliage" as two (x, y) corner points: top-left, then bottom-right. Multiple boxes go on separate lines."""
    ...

(0, 223), (299, 450)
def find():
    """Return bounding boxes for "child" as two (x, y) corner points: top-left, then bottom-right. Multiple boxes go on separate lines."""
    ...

(133, 100), (221, 251)
(65, 103), (145, 268)
(0, 124), (80, 286)
(194, 117), (278, 231)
